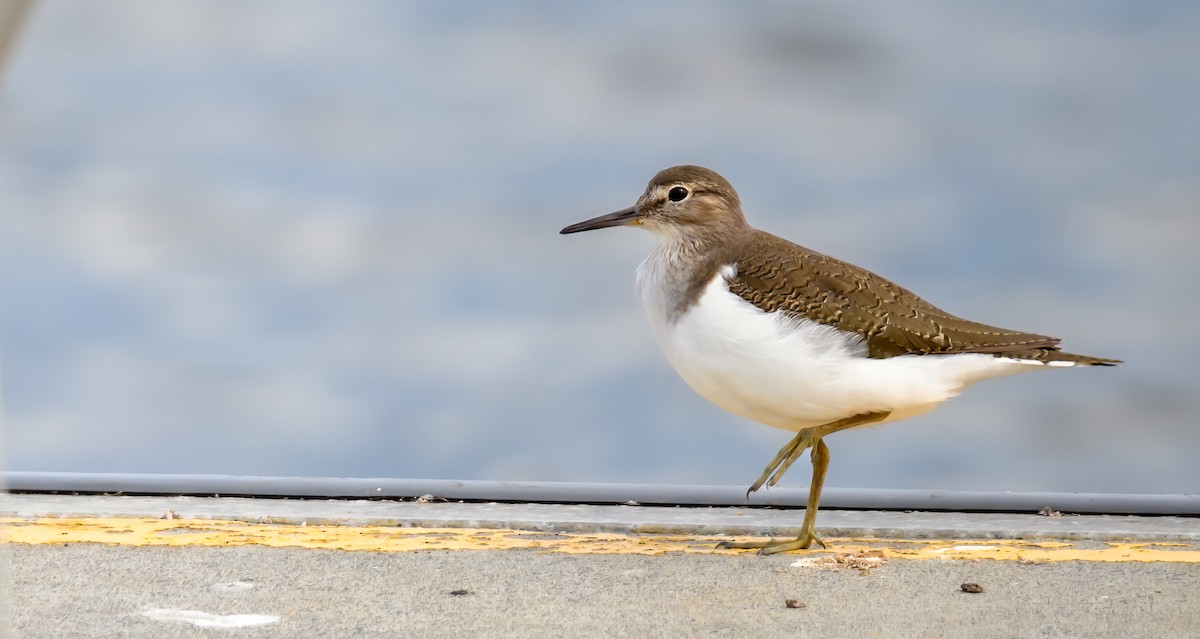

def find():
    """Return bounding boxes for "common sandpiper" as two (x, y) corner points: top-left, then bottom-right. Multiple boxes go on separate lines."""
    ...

(561, 165), (1120, 555)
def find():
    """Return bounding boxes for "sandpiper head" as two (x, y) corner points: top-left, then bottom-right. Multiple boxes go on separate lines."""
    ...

(560, 165), (746, 237)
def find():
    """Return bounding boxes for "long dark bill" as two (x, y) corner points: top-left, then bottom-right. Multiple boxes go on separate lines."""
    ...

(560, 206), (641, 234)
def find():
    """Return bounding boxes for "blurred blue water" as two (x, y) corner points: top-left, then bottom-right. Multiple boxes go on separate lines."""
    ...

(1, 1), (1197, 492)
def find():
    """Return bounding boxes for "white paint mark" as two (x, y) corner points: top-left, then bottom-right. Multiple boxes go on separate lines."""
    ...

(210, 581), (255, 593)
(141, 608), (280, 628)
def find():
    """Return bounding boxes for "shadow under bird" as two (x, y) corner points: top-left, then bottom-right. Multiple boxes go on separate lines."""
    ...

(560, 165), (1120, 554)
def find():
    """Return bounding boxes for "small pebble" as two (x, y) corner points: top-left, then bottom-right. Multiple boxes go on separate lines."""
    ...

(960, 583), (984, 594)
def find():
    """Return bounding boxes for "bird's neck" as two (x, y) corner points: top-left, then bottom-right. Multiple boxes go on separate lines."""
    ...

(639, 225), (750, 323)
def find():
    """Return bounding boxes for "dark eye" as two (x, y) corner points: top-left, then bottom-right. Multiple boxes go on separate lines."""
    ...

(668, 186), (689, 202)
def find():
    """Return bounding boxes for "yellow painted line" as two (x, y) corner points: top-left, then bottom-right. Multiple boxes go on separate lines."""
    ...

(2, 517), (1198, 562)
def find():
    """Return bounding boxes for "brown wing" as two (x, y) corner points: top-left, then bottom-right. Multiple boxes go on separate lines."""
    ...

(723, 232), (1062, 359)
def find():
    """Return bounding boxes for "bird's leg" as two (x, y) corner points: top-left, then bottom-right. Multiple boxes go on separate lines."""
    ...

(762, 439), (832, 553)
(719, 438), (830, 552)
(718, 411), (889, 554)
(742, 412), (888, 498)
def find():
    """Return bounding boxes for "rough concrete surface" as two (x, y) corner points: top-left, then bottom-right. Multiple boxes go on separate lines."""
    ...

(8, 543), (1199, 638)
(3, 493), (1199, 637)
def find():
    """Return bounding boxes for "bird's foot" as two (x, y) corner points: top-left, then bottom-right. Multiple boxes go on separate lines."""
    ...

(745, 429), (816, 497)
(716, 529), (826, 555)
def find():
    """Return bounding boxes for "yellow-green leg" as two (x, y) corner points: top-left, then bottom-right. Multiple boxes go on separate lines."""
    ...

(720, 438), (832, 553)
(743, 429), (814, 497)
(719, 411), (889, 554)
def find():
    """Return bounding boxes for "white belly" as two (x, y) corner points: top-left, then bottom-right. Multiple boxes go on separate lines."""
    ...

(636, 261), (1042, 432)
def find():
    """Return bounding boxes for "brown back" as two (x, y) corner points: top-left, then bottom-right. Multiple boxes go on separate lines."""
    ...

(722, 230), (1062, 358)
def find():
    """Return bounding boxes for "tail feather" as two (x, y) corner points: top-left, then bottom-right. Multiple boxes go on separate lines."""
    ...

(999, 348), (1122, 367)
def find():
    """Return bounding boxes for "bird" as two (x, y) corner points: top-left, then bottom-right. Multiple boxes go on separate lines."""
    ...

(560, 165), (1120, 554)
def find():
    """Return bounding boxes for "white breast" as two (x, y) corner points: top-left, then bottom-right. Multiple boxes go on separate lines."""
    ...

(636, 252), (1043, 432)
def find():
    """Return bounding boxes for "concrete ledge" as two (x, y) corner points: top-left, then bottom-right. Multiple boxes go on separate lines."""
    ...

(4, 493), (1198, 543)
(6, 471), (1200, 515)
